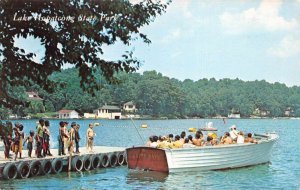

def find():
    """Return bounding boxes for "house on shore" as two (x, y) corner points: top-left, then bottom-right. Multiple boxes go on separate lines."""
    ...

(123, 101), (137, 113)
(26, 91), (43, 101)
(58, 109), (79, 119)
(284, 107), (293, 117)
(94, 105), (122, 119)
(253, 108), (270, 117)
(228, 113), (241, 119)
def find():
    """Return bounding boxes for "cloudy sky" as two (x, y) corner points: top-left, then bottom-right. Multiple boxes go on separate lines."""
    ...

(104, 0), (300, 86)
(13, 0), (300, 86)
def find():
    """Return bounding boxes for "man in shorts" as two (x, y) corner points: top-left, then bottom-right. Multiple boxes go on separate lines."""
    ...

(86, 123), (94, 152)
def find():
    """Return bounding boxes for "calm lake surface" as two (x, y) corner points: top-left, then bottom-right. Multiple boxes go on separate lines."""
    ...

(1, 118), (300, 189)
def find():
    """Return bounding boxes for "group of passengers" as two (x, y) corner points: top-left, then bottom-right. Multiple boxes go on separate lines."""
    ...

(145, 125), (256, 149)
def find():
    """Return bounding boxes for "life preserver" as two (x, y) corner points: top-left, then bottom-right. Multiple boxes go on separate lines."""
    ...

(188, 128), (196, 132)
(17, 162), (30, 179)
(41, 159), (52, 175)
(100, 154), (109, 168)
(3, 162), (18, 180)
(51, 158), (63, 174)
(109, 153), (118, 167)
(90, 155), (100, 169)
(30, 160), (42, 177)
(71, 156), (83, 172)
(117, 152), (125, 166)
(82, 155), (91, 171)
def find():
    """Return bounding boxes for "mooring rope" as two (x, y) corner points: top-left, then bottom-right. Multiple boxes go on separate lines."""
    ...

(130, 117), (145, 144)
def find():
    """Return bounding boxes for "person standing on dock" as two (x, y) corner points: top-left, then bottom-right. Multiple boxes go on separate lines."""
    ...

(75, 124), (81, 153)
(1, 121), (13, 159)
(4, 134), (12, 159)
(16, 123), (24, 159)
(58, 121), (68, 155)
(86, 123), (94, 152)
(12, 125), (23, 160)
(23, 130), (34, 158)
(36, 119), (45, 158)
(43, 120), (52, 156)
(68, 122), (76, 154)
(63, 121), (69, 155)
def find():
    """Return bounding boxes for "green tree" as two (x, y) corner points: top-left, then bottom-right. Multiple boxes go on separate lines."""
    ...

(0, 0), (169, 107)
(0, 106), (11, 119)
(24, 100), (45, 114)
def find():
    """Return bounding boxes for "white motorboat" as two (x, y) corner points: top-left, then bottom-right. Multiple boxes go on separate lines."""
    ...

(126, 133), (278, 173)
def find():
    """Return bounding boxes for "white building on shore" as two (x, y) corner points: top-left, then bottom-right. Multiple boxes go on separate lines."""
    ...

(123, 101), (137, 113)
(228, 113), (241, 119)
(94, 105), (122, 119)
(58, 109), (79, 119)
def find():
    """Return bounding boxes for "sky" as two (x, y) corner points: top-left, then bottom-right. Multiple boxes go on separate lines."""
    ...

(13, 0), (300, 86)
(104, 0), (300, 86)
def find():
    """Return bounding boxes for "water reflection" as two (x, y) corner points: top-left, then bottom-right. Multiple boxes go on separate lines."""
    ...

(126, 170), (168, 183)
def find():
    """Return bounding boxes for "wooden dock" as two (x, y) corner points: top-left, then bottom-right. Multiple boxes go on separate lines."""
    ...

(0, 146), (127, 180)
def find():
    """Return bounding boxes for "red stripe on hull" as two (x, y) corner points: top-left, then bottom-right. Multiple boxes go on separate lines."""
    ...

(126, 147), (169, 173)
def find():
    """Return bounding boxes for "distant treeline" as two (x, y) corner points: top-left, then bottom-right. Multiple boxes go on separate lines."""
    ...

(2, 68), (300, 119)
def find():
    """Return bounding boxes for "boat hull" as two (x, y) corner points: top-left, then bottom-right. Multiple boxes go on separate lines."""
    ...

(126, 133), (278, 173)
(127, 147), (169, 172)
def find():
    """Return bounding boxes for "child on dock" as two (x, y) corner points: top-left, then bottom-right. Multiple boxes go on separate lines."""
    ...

(86, 123), (94, 152)
(23, 130), (34, 158)
(43, 120), (52, 156)
(59, 121), (69, 155)
(75, 124), (81, 153)
(13, 127), (21, 161)
(4, 134), (12, 159)
(36, 119), (44, 158)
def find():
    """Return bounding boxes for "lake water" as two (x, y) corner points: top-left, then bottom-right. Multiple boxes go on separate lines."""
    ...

(1, 118), (300, 189)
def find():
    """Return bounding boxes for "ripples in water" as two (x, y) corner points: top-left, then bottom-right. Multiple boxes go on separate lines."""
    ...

(1, 119), (300, 189)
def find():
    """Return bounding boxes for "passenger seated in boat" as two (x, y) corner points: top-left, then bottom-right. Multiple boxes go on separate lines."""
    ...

(188, 135), (193, 144)
(170, 135), (183, 148)
(157, 136), (162, 143)
(204, 136), (215, 146)
(192, 133), (203, 146)
(167, 134), (174, 143)
(145, 136), (153, 147)
(196, 130), (203, 136)
(180, 131), (186, 143)
(150, 136), (159, 148)
(244, 133), (257, 143)
(157, 136), (170, 149)
(212, 138), (218, 146)
(208, 132), (217, 139)
(236, 131), (245, 144)
(229, 125), (239, 141)
(183, 138), (195, 148)
(220, 132), (233, 145)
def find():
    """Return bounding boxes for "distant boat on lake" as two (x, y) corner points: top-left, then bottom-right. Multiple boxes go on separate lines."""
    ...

(126, 133), (278, 173)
